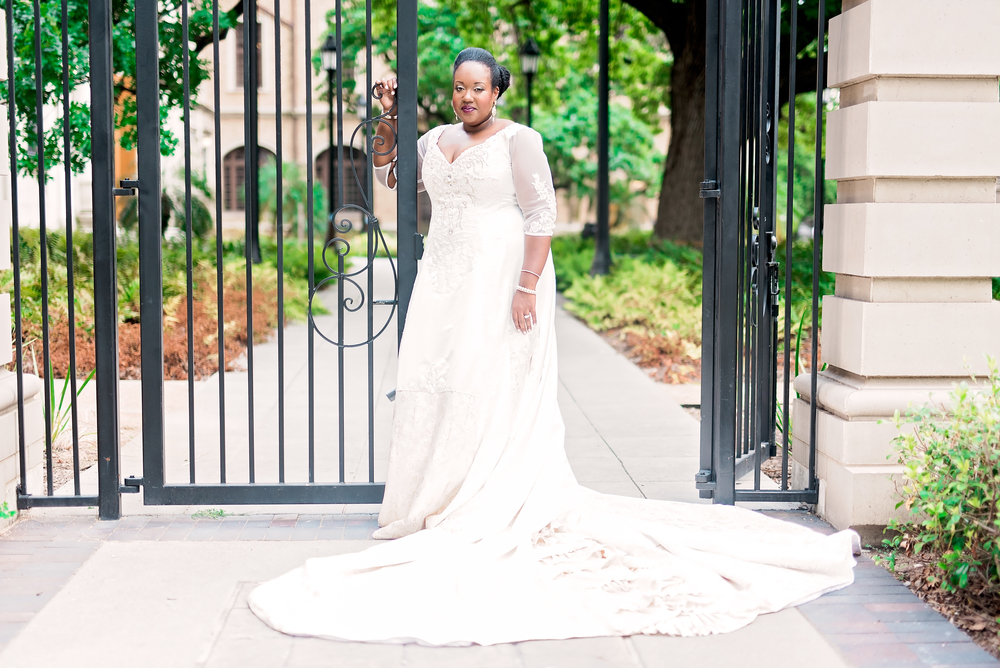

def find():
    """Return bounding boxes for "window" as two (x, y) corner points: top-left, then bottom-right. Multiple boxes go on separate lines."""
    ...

(235, 21), (262, 89)
(316, 147), (368, 211)
(223, 146), (275, 211)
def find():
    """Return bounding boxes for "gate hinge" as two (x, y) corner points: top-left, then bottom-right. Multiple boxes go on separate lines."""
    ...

(120, 476), (143, 494)
(113, 179), (139, 197)
(414, 233), (425, 260)
(694, 469), (716, 490)
(699, 180), (720, 199)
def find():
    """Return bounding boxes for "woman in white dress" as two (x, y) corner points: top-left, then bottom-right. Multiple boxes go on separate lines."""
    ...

(249, 48), (859, 646)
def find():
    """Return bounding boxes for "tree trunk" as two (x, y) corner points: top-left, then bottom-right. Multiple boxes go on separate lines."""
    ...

(627, 0), (707, 244)
(653, 13), (705, 244)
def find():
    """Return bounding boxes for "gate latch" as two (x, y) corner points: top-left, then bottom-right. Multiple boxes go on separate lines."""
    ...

(120, 476), (143, 494)
(113, 179), (139, 197)
(699, 180), (721, 199)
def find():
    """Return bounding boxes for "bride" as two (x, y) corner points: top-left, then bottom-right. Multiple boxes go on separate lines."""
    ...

(249, 47), (858, 646)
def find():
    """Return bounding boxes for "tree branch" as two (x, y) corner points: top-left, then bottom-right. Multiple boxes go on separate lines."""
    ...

(193, 2), (244, 54)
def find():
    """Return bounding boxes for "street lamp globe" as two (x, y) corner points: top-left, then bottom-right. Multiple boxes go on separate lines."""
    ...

(321, 34), (338, 73)
(520, 38), (540, 76)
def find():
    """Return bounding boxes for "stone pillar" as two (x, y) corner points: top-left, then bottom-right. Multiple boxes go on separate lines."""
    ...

(791, 0), (1000, 538)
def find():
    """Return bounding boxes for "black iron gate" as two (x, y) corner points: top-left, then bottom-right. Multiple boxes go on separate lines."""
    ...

(127, 0), (419, 507)
(698, 0), (827, 504)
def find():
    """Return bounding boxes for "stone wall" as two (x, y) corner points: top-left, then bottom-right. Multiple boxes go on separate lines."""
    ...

(793, 0), (1000, 538)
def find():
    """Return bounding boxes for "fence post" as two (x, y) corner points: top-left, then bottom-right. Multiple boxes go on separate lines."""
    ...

(88, 0), (121, 520)
(395, 0), (418, 344)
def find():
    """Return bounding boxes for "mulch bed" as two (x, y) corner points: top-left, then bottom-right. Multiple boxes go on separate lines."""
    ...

(14, 279), (279, 382)
(599, 328), (702, 385)
(871, 549), (1000, 659)
(10, 277), (285, 493)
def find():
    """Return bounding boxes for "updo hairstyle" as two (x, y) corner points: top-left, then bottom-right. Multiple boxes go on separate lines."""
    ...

(453, 47), (511, 98)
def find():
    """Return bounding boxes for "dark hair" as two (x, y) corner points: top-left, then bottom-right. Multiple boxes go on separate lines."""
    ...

(453, 47), (511, 98)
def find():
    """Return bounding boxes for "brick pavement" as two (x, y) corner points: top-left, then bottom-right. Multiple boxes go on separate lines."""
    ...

(1, 511), (996, 666)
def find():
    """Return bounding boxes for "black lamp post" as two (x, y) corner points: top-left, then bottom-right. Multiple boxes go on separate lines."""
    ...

(590, 0), (611, 276)
(519, 37), (540, 127)
(321, 35), (338, 242)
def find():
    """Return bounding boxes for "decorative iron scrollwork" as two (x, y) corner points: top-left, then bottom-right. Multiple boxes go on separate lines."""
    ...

(308, 87), (399, 349)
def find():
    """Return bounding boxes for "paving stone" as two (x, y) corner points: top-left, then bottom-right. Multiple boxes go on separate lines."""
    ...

(909, 642), (998, 665)
(285, 638), (406, 668)
(0, 592), (56, 613)
(517, 636), (639, 668)
(403, 643), (522, 668)
(884, 621), (973, 644)
(236, 527), (268, 541)
(836, 641), (924, 667)
(263, 527), (294, 541)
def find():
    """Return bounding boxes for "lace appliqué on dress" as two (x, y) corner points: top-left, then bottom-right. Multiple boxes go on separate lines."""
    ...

(525, 172), (557, 236)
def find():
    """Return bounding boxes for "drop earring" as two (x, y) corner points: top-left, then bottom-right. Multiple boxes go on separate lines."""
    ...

(492, 103), (497, 120)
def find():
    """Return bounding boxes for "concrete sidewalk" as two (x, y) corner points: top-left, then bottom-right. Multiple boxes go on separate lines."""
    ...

(0, 297), (995, 667)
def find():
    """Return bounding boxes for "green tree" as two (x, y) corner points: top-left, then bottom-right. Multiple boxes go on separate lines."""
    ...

(625, 0), (842, 242)
(2, 0), (239, 179)
(332, 0), (668, 222)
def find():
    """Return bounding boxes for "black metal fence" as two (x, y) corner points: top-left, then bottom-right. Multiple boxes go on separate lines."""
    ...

(698, 0), (828, 504)
(7, 0), (419, 519)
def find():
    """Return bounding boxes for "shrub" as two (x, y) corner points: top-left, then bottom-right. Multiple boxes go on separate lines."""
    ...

(887, 359), (1000, 594)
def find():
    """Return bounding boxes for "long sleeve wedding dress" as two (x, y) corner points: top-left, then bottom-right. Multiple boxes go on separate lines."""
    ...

(248, 123), (858, 646)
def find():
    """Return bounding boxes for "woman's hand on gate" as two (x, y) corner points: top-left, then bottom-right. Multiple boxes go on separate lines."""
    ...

(374, 77), (397, 113)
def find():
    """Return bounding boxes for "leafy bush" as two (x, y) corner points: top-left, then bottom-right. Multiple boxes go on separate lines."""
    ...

(552, 231), (703, 364)
(564, 258), (702, 359)
(886, 360), (1000, 594)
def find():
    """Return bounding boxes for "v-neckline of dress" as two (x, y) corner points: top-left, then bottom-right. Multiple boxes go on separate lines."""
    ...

(434, 123), (515, 166)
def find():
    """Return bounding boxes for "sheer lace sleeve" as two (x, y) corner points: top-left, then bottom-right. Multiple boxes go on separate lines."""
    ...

(510, 127), (557, 236)
(373, 130), (432, 193)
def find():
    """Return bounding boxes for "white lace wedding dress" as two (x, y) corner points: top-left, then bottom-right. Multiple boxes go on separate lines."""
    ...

(248, 122), (858, 646)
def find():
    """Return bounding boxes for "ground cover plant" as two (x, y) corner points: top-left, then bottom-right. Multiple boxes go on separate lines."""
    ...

(551, 230), (833, 384)
(877, 361), (1000, 658)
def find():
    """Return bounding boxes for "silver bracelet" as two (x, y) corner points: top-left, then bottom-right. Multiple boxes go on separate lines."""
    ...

(516, 285), (537, 295)
(383, 114), (397, 120)
(520, 269), (541, 279)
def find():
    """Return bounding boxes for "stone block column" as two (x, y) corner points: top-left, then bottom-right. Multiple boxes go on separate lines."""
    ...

(791, 0), (1000, 537)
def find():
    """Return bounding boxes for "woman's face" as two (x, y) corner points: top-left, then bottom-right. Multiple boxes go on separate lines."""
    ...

(452, 61), (498, 126)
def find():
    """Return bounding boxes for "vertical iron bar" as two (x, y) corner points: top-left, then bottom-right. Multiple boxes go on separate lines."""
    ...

(136, 0), (165, 502)
(713, 0), (743, 505)
(212, 0), (227, 483)
(336, 0), (346, 484)
(781, 0), (798, 491)
(32, 0), (54, 496)
(590, 0), (611, 276)
(337, 251), (345, 483)
(366, 0), (375, 483)
(698, 0), (721, 498)
(395, 0), (418, 343)
(809, 0), (826, 494)
(182, 0), (196, 484)
(247, 3), (261, 264)
(274, 0), (285, 483)
(61, 0), (81, 495)
(305, 0), (316, 482)
(89, 0), (121, 519)
(242, 0), (256, 482)
(7, 0), (28, 500)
